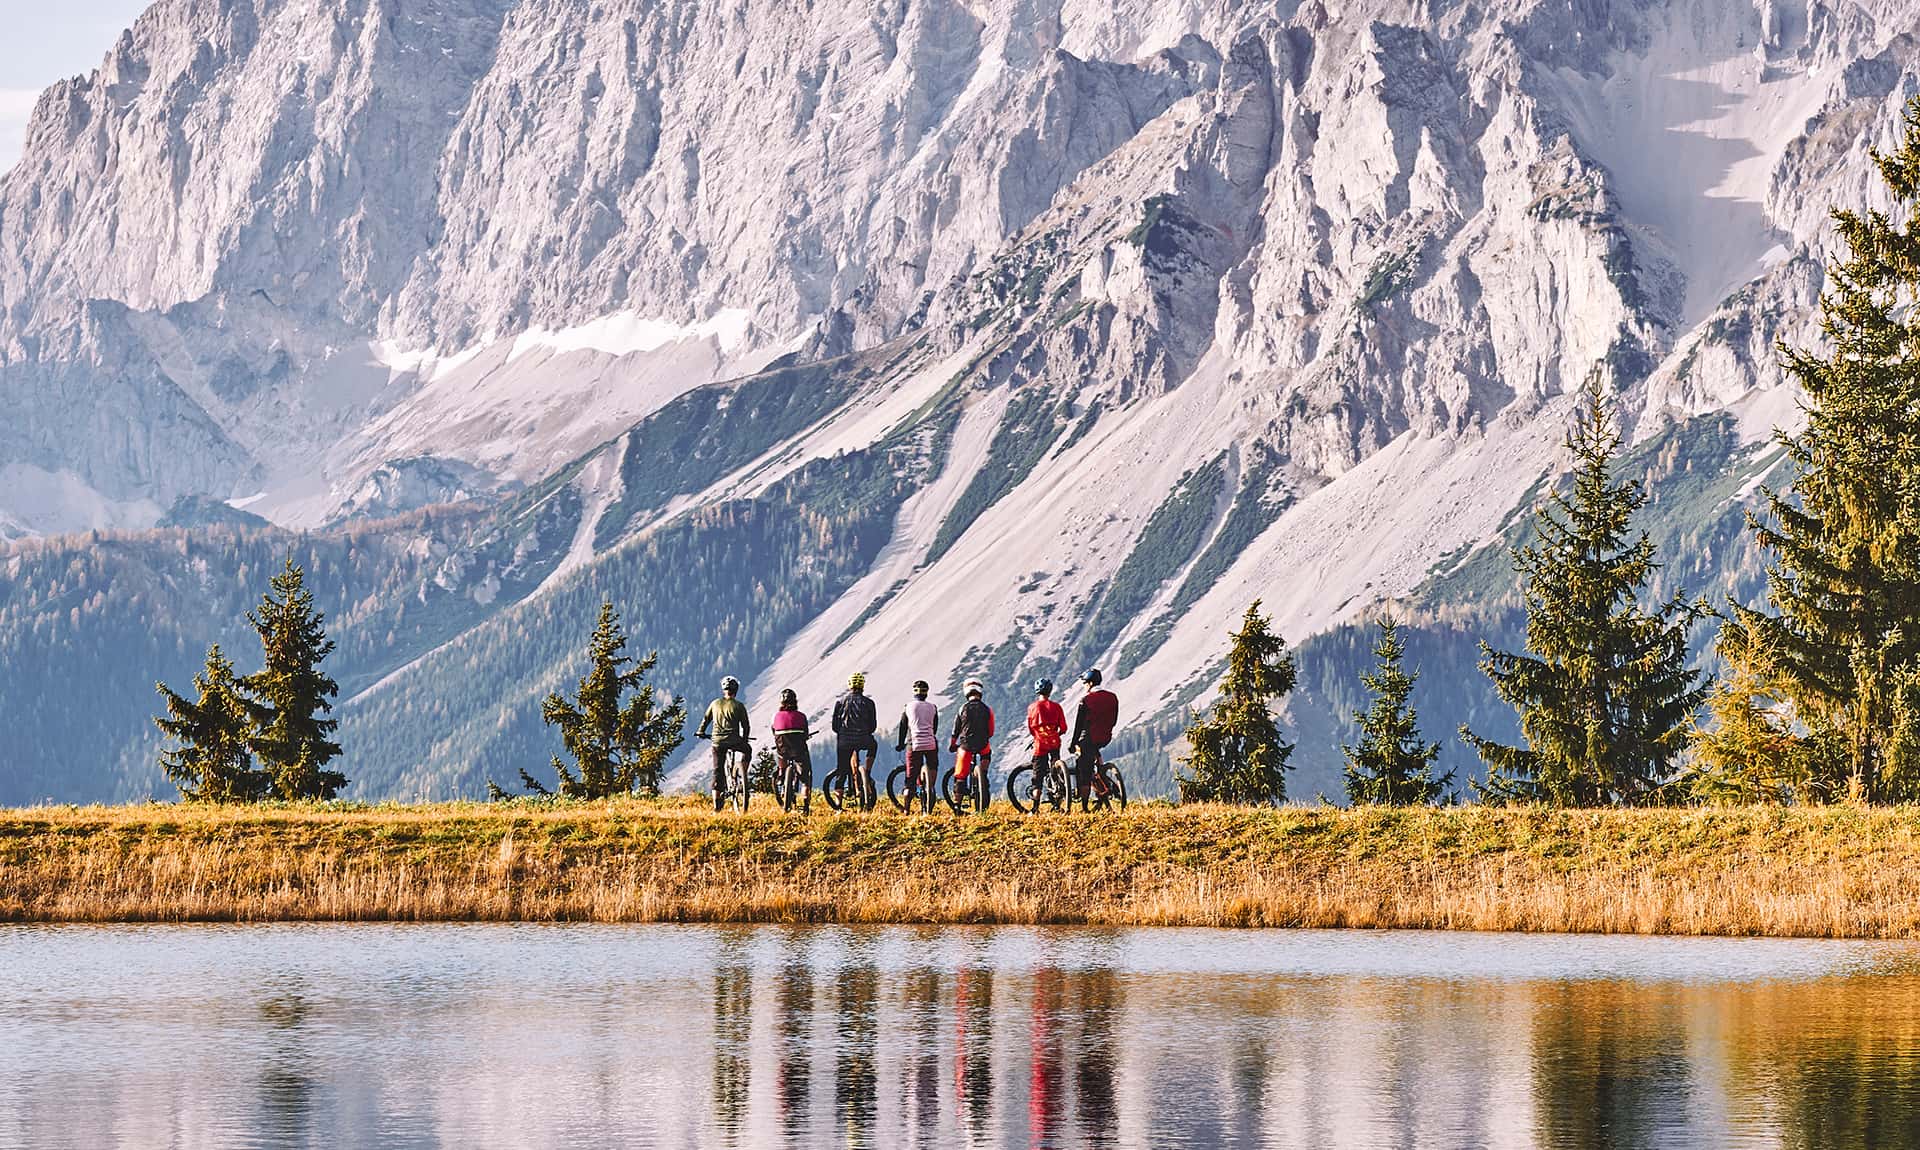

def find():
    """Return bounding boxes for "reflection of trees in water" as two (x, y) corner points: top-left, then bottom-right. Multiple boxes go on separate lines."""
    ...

(903, 962), (943, 1141)
(712, 952), (753, 1143)
(1781, 1041), (1920, 1148)
(835, 947), (880, 1148)
(774, 951), (814, 1138)
(1531, 982), (1692, 1150)
(1715, 978), (1920, 1149)
(258, 982), (316, 1144)
(954, 965), (994, 1141)
(1071, 964), (1122, 1147)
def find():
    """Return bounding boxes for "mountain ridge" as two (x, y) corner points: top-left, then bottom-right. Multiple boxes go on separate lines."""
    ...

(2, 0), (1917, 802)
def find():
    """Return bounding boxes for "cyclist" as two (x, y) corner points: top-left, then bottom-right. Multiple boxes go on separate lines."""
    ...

(1068, 668), (1118, 810)
(948, 679), (995, 804)
(832, 672), (880, 810)
(696, 675), (752, 811)
(772, 688), (812, 814)
(1025, 677), (1066, 787)
(895, 679), (940, 812)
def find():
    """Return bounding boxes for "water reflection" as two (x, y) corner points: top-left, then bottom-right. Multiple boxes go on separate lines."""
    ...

(774, 934), (814, 1137)
(3, 925), (1920, 1148)
(259, 981), (316, 1146)
(835, 939), (880, 1147)
(711, 933), (752, 1144)
(954, 962), (994, 1141)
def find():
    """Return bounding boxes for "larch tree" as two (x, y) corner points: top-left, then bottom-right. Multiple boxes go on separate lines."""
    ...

(1464, 373), (1708, 806)
(242, 559), (347, 800)
(529, 599), (687, 799)
(1683, 619), (1831, 804)
(154, 644), (264, 802)
(1177, 600), (1296, 805)
(1343, 618), (1451, 806)
(1728, 95), (1920, 802)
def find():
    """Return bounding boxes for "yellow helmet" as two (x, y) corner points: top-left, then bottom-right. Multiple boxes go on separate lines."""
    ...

(848, 672), (867, 691)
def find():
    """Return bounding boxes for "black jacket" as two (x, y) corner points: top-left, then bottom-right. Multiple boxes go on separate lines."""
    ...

(832, 691), (878, 744)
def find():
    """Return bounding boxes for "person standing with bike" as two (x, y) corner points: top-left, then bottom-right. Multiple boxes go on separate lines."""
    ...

(894, 680), (940, 813)
(697, 675), (753, 812)
(772, 688), (813, 814)
(1069, 668), (1119, 812)
(948, 679), (995, 811)
(832, 672), (880, 811)
(1026, 678), (1067, 779)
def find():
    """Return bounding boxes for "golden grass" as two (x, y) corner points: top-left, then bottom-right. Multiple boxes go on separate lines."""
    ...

(6, 799), (1920, 935)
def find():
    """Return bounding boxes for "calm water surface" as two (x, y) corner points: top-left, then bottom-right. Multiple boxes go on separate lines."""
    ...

(1, 924), (1918, 1148)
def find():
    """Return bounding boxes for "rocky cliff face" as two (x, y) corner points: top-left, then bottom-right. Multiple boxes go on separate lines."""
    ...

(2, 0), (1918, 797)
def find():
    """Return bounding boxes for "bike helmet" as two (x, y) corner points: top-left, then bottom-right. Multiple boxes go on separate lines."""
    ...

(1034, 677), (1054, 696)
(721, 675), (740, 694)
(1082, 668), (1103, 687)
(848, 672), (867, 692)
(779, 688), (798, 710)
(964, 679), (984, 698)
(912, 679), (929, 698)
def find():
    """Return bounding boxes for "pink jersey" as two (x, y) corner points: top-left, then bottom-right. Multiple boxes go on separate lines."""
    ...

(772, 707), (809, 734)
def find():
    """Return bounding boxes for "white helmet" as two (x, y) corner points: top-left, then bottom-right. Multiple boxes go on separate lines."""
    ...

(964, 679), (984, 697)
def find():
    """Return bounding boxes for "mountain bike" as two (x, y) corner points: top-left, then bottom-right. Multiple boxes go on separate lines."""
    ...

(887, 752), (939, 813)
(941, 756), (991, 814)
(709, 737), (755, 813)
(822, 747), (878, 812)
(1007, 750), (1071, 814)
(772, 736), (812, 813)
(1013, 750), (1126, 813)
(1080, 750), (1127, 813)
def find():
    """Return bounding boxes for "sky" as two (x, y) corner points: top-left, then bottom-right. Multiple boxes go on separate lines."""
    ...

(1, 0), (152, 170)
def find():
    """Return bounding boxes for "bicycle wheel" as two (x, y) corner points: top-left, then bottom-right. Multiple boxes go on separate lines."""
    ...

(1092, 765), (1127, 812)
(886, 764), (914, 813)
(732, 754), (750, 813)
(1007, 765), (1038, 814)
(822, 769), (850, 812)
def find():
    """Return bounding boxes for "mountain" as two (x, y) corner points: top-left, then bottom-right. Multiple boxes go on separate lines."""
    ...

(1, 0), (1916, 803)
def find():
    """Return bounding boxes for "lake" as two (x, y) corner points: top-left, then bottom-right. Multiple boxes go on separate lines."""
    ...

(1, 924), (1917, 1148)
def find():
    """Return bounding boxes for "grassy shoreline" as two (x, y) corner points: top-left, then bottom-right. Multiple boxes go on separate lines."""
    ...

(5, 801), (1920, 937)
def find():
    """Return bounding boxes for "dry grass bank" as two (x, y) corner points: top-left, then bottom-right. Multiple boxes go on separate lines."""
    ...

(5, 800), (1920, 936)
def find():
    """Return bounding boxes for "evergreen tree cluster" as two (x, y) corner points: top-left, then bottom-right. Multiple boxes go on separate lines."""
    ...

(1175, 97), (1920, 810)
(154, 559), (346, 801)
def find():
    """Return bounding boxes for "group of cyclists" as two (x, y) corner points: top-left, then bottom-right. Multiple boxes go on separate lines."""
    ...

(694, 668), (1124, 814)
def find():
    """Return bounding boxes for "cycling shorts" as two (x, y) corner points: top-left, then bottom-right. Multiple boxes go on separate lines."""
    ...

(956, 746), (990, 780)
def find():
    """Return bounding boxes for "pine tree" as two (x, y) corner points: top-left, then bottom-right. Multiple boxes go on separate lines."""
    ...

(1177, 600), (1296, 805)
(154, 644), (264, 802)
(1343, 618), (1451, 805)
(535, 600), (687, 799)
(1463, 373), (1708, 805)
(241, 559), (346, 800)
(1731, 96), (1920, 802)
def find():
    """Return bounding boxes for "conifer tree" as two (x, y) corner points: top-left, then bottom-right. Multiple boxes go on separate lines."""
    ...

(1343, 618), (1451, 805)
(535, 600), (687, 799)
(154, 644), (264, 802)
(242, 559), (346, 800)
(1464, 373), (1708, 805)
(1730, 96), (1920, 802)
(1683, 619), (1834, 804)
(1177, 600), (1296, 805)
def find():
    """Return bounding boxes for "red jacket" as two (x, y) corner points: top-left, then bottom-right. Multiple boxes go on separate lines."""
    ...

(1072, 689), (1119, 750)
(1027, 698), (1067, 753)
